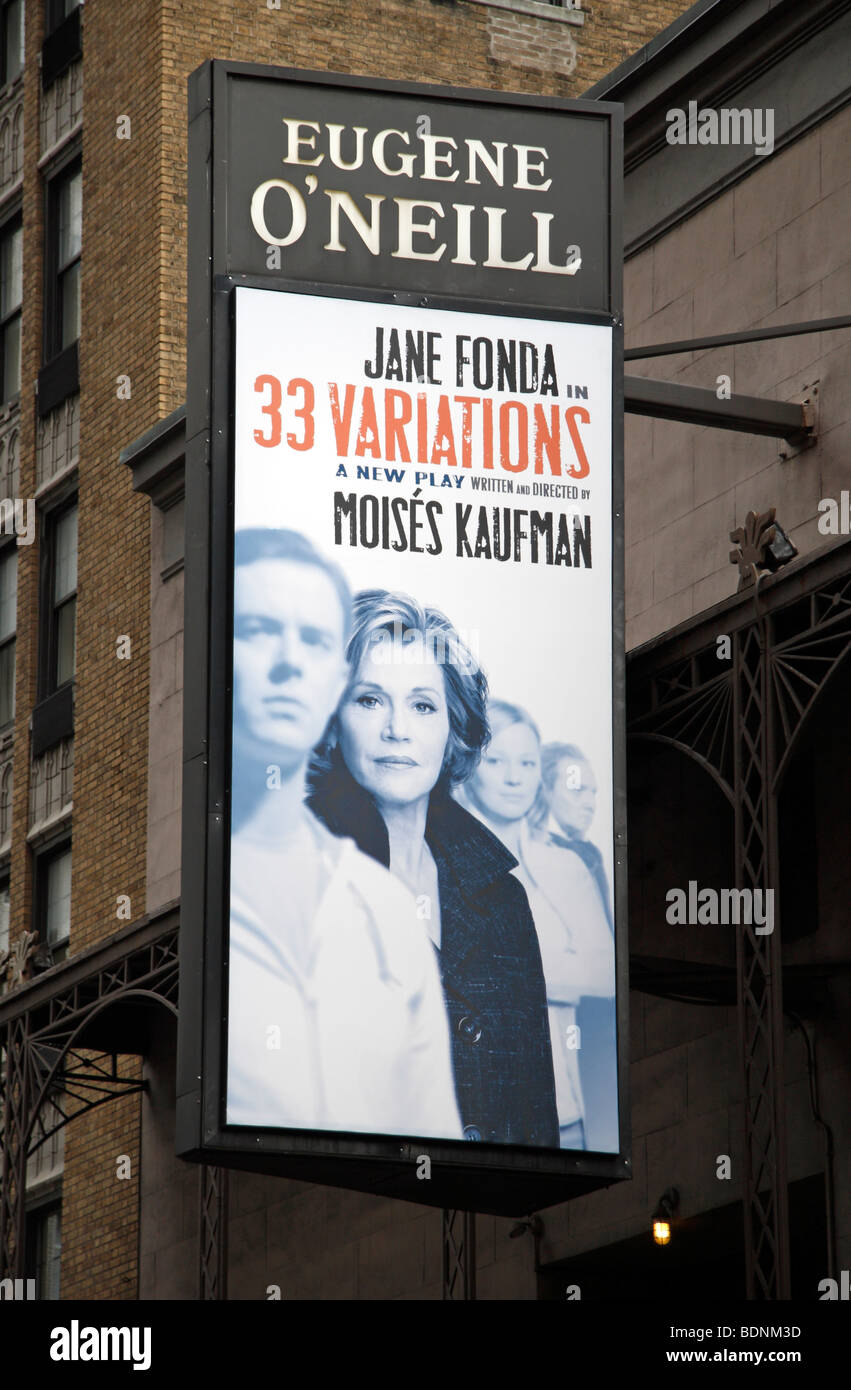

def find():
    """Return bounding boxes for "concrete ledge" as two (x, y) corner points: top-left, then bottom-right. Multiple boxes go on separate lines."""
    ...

(36, 117), (82, 172)
(465, 0), (585, 25)
(121, 404), (186, 506)
(26, 800), (72, 848)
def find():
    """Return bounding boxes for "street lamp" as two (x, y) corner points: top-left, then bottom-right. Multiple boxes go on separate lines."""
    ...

(652, 1187), (679, 1246)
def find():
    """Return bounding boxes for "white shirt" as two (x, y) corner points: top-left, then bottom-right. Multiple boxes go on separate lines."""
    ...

(226, 813), (462, 1140)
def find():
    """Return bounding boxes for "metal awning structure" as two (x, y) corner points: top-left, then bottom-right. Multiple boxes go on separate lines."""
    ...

(627, 532), (851, 1299)
(625, 376), (813, 445)
(624, 313), (851, 445)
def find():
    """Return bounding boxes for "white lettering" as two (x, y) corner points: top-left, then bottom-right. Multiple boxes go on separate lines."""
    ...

(483, 206), (533, 271)
(465, 139), (506, 187)
(326, 123), (368, 171)
(515, 144), (552, 191)
(324, 191), (384, 254)
(421, 134), (459, 182)
(392, 199), (446, 261)
(249, 179), (307, 247)
(281, 118), (323, 166)
(531, 213), (579, 275)
(451, 204), (476, 265)
(372, 128), (415, 178)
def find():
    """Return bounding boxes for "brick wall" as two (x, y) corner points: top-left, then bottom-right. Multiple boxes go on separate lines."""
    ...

(575, 0), (693, 89)
(486, 0), (692, 86)
(9, 0), (45, 962)
(57, 0), (163, 1299)
(58, 1066), (142, 1301)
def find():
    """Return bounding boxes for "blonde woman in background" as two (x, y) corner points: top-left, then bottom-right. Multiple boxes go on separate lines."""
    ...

(458, 700), (616, 1151)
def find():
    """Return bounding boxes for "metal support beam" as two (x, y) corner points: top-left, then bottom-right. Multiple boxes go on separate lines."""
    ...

(624, 314), (851, 361)
(625, 376), (813, 445)
(0, 1019), (29, 1279)
(442, 1209), (476, 1300)
(199, 1165), (229, 1301)
(733, 620), (791, 1299)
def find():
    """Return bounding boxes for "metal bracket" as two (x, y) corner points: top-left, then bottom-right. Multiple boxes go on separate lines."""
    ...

(625, 376), (814, 446)
(778, 382), (819, 461)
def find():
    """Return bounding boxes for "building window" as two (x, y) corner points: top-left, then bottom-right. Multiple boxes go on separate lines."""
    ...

(45, 161), (81, 363)
(0, 874), (9, 992)
(0, 216), (21, 403)
(40, 499), (77, 696)
(53, 504), (76, 686)
(35, 840), (71, 964)
(42, 0), (80, 89)
(46, 0), (78, 35)
(29, 1201), (62, 1300)
(32, 492), (76, 753)
(0, 543), (15, 725)
(0, 0), (23, 88)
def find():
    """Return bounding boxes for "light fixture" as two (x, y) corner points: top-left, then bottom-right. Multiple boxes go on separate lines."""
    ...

(651, 1187), (679, 1246)
(509, 1215), (543, 1240)
(762, 520), (798, 573)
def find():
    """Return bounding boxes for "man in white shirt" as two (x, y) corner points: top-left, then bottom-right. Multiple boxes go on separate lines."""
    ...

(226, 528), (462, 1140)
(539, 743), (619, 1153)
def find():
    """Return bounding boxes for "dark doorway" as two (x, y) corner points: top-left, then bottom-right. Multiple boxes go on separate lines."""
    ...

(537, 1176), (827, 1300)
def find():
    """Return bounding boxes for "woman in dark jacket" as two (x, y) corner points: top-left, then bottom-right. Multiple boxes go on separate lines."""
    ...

(308, 589), (558, 1148)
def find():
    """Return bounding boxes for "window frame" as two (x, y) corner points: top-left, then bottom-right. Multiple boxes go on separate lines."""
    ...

(0, 208), (22, 407)
(42, 1), (81, 91)
(32, 833), (71, 966)
(0, 536), (17, 729)
(0, 868), (9, 994)
(25, 1192), (62, 1301)
(46, 0), (79, 33)
(42, 151), (81, 372)
(0, 0), (24, 90)
(37, 489), (77, 704)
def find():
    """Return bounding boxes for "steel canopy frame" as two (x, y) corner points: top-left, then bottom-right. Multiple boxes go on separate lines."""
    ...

(628, 533), (851, 1299)
(0, 909), (180, 1283)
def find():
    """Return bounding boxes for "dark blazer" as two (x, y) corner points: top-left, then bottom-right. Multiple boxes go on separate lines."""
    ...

(308, 758), (559, 1148)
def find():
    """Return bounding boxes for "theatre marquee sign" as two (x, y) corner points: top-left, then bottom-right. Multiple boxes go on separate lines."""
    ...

(178, 60), (626, 1217)
(224, 70), (612, 309)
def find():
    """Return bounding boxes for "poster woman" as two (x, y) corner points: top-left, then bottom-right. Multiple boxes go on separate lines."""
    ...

(308, 591), (558, 1147)
(458, 701), (615, 1150)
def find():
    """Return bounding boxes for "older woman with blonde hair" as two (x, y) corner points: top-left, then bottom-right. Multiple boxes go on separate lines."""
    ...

(308, 591), (558, 1148)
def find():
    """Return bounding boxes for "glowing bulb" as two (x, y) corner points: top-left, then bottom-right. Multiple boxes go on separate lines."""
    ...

(653, 1219), (671, 1246)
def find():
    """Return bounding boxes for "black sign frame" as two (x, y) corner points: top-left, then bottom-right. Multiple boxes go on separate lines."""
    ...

(177, 60), (626, 1217)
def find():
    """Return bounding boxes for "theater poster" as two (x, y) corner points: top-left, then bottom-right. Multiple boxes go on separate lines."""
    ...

(179, 60), (625, 1213)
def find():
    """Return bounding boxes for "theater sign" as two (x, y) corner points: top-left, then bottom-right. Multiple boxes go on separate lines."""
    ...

(178, 61), (627, 1215)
